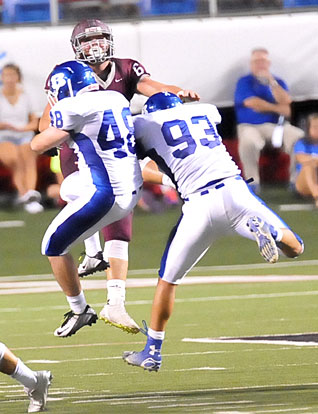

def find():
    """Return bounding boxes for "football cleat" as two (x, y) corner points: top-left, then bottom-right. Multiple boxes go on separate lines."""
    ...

(54, 305), (97, 337)
(25, 370), (52, 413)
(99, 303), (140, 334)
(78, 251), (109, 277)
(247, 216), (279, 264)
(123, 347), (162, 372)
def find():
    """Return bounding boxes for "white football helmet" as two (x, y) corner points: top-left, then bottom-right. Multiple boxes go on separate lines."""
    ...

(70, 19), (114, 64)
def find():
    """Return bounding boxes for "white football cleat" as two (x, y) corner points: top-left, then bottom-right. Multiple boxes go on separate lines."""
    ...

(247, 216), (279, 264)
(25, 370), (52, 413)
(99, 303), (140, 334)
(78, 251), (109, 277)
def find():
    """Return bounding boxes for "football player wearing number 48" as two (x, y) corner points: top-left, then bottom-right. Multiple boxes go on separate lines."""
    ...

(32, 60), (143, 338)
(123, 92), (304, 372)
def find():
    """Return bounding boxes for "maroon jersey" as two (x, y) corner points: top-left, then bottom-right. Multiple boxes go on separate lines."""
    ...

(46, 58), (149, 177)
(45, 58), (148, 242)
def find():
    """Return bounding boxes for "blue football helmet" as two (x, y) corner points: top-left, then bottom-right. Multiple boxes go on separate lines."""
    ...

(48, 60), (98, 104)
(142, 92), (183, 114)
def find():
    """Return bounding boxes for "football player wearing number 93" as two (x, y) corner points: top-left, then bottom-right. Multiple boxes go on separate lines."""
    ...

(32, 60), (143, 338)
(122, 92), (304, 372)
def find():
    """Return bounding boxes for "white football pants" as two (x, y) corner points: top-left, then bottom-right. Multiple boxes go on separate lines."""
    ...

(159, 175), (289, 284)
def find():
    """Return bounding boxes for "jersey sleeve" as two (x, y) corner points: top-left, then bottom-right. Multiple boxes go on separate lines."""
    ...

(49, 99), (80, 131)
(126, 59), (150, 85)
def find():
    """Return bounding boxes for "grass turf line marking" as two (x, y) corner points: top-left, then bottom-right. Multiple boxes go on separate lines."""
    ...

(0, 220), (24, 228)
(174, 367), (226, 371)
(182, 338), (318, 347)
(2, 290), (318, 313)
(1, 276), (318, 295)
(70, 383), (318, 404)
(1, 259), (318, 281)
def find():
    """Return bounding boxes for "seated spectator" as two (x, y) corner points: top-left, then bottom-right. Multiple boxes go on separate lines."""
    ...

(0, 63), (42, 213)
(294, 113), (318, 207)
(234, 48), (304, 192)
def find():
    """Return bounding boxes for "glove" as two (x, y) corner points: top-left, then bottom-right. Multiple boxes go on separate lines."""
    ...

(43, 147), (58, 157)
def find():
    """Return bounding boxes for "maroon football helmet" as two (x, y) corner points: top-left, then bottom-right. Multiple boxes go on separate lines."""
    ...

(70, 19), (114, 64)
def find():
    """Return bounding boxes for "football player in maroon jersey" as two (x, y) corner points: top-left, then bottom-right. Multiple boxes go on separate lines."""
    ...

(39, 19), (200, 336)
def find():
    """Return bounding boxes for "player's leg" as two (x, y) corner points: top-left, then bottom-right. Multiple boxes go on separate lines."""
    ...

(60, 171), (109, 277)
(237, 124), (265, 189)
(123, 196), (217, 370)
(42, 188), (115, 337)
(227, 177), (304, 260)
(0, 342), (52, 413)
(61, 172), (138, 332)
(44, 187), (140, 337)
(99, 214), (140, 334)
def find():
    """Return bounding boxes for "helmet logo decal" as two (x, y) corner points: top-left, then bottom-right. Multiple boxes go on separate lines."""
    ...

(51, 73), (67, 89)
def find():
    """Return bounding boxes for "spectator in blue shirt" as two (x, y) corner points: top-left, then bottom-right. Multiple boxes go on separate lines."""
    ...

(234, 48), (304, 191)
(294, 113), (318, 207)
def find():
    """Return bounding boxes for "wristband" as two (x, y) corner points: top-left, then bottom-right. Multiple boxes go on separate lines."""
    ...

(162, 174), (175, 189)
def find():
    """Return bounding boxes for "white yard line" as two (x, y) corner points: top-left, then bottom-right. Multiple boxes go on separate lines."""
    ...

(1, 275), (318, 295)
(1, 259), (318, 282)
(0, 220), (24, 228)
(182, 338), (318, 347)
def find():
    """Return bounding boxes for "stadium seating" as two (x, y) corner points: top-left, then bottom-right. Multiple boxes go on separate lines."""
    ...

(222, 138), (290, 185)
(2, 0), (51, 24)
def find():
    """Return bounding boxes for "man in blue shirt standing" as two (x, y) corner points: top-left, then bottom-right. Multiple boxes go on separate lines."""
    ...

(234, 48), (304, 191)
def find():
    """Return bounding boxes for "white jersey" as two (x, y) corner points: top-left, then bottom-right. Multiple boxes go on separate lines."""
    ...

(133, 103), (240, 199)
(50, 90), (142, 195)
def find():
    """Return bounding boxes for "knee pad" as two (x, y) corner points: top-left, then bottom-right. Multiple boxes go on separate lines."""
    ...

(0, 342), (6, 361)
(104, 240), (129, 261)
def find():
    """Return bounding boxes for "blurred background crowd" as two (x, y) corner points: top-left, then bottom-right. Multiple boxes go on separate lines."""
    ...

(0, 0), (318, 213)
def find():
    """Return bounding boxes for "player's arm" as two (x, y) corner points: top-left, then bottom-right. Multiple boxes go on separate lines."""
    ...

(31, 127), (69, 154)
(39, 103), (52, 132)
(140, 158), (175, 188)
(137, 76), (200, 102)
(243, 97), (291, 118)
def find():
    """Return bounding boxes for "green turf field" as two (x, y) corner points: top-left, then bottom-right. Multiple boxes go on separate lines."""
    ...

(0, 188), (317, 413)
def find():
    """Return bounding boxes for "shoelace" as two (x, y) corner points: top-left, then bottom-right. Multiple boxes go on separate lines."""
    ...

(139, 320), (148, 336)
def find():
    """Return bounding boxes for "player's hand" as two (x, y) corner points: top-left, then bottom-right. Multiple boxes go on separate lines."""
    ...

(177, 90), (200, 102)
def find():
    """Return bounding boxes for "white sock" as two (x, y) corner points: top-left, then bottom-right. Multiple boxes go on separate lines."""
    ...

(66, 291), (87, 314)
(148, 328), (165, 341)
(84, 232), (102, 257)
(107, 279), (126, 306)
(11, 359), (37, 390)
(275, 228), (283, 242)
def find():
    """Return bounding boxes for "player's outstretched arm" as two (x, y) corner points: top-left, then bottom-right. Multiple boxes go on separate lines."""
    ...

(137, 76), (200, 102)
(31, 127), (69, 154)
